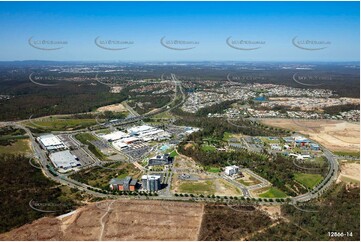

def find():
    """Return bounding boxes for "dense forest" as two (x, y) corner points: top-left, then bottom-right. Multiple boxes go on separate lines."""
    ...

(0, 154), (78, 233)
(174, 116), (290, 138)
(129, 94), (172, 114)
(0, 81), (128, 121)
(199, 204), (272, 240)
(251, 183), (360, 241)
(0, 126), (27, 146)
(195, 100), (239, 116)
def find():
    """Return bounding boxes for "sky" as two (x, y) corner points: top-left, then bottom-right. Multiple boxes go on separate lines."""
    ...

(0, 1), (359, 62)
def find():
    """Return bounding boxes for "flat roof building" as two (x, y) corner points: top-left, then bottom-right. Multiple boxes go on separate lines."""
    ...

(141, 174), (161, 191)
(101, 131), (128, 142)
(112, 140), (129, 151)
(49, 150), (81, 170)
(148, 154), (172, 166)
(109, 176), (138, 191)
(127, 125), (154, 135)
(37, 134), (66, 151)
(225, 165), (239, 176)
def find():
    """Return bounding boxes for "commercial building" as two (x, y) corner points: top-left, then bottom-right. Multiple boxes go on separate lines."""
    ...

(112, 140), (129, 150)
(49, 150), (81, 170)
(109, 176), (138, 191)
(37, 134), (66, 151)
(141, 174), (161, 191)
(127, 125), (171, 141)
(310, 143), (320, 150)
(101, 131), (128, 142)
(127, 125), (155, 136)
(148, 154), (172, 166)
(224, 165), (239, 176)
(294, 136), (311, 147)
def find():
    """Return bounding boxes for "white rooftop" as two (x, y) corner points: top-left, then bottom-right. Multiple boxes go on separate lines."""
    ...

(101, 131), (128, 141)
(141, 174), (161, 180)
(225, 165), (239, 170)
(128, 125), (154, 134)
(49, 150), (80, 169)
(38, 134), (65, 150)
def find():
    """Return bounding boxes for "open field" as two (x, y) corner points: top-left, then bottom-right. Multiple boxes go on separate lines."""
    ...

(177, 180), (216, 195)
(237, 171), (262, 186)
(173, 154), (202, 171)
(294, 173), (323, 189)
(206, 167), (221, 173)
(337, 162), (360, 184)
(260, 119), (360, 152)
(0, 139), (31, 155)
(256, 187), (288, 198)
(0, 200), (204, 241)
(96, 103), (127, 113)
(172, 174), (241, 196)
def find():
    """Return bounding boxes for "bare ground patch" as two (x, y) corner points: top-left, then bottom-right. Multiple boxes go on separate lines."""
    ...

(337, 162), (360, 184)
(260, 119), (360, 152)
(97, 103), (127, 113)
(0, 199), (204, 241)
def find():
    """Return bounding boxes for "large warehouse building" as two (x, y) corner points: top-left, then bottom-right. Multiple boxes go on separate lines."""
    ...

(100, 131), (128, 142)
(49, 150), (81, 170)
(37, 134), (66, 151)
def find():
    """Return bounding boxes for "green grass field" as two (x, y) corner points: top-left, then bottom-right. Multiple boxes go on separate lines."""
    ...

(178, 180), (215, 195)
(207, 167), (221, 173)
(294, 173), (323, 189)
(169, 150), (178, 158)
(258, 187), (287, 198)
(75, 133), (107, 160)
(75, 133), (98, 143)
(201, 145), (216, 152)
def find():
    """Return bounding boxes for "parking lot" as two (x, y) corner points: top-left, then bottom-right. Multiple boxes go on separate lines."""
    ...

(71, 148), (96, 167)
(58, 134), (80, 149)
(90, 140), (115, 156)
(122, 142), (151, 161)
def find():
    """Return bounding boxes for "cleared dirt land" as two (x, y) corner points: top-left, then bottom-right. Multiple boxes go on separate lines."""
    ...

(260, 119), (360, 152)
(96, 103), (127, 113)
(0, 199), (204, 241)
(338, 162), (360, 184)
